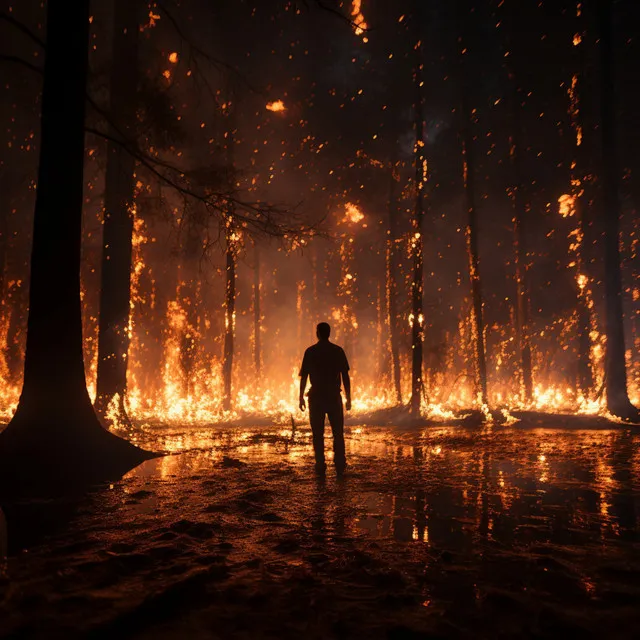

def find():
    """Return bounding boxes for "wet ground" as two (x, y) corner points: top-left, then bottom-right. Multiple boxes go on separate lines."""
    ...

(1, 420), (640, 638)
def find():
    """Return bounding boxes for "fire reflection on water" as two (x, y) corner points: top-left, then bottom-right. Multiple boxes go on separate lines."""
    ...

(124, 423), (640, 550)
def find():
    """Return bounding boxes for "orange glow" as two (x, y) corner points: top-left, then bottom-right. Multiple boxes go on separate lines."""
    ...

(351, 0), (368, 41)
(266, 100), (286, 112)
(343, 202), (364, 224)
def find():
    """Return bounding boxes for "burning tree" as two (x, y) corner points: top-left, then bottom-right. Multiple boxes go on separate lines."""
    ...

(95, 0), (142, 425)
(409, 35), (426, 417)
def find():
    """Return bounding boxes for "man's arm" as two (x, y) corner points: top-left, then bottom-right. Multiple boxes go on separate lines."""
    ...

(299, 373), (308, 411)
(343, 370), (351, 411)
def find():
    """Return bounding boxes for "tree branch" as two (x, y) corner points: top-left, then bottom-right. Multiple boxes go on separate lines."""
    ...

(0, 10), (45, 49)
(156, 0), (265, 96)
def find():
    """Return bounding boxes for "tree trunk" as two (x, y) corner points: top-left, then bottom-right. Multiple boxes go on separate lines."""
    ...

(386, 167), (403, 404)
(0, 0), (151, 495)
(597, 0), (639, 420)
(222, 221), (236, 411)
(95, 0), (140, 423)
(506, 82), (533, 403)
(566, 7), (595, 399)
(253, 245), (262, 378)
(458, 4), (488, 408)
(409, 47), (426, 417)
(461, 100), (488, 407)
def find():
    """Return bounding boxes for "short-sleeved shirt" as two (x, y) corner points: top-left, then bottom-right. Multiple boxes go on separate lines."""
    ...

(300, 340), (350, 399)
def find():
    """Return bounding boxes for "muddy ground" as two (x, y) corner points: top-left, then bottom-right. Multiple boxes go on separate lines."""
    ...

(1, 420), (640, 638)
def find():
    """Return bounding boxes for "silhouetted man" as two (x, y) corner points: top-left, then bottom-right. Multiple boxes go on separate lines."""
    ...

(299, 322), (351, 474)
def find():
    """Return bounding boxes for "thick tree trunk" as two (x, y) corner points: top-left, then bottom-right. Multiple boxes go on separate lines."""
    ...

(598, 0), (639, 420)
(386, 167), (403, 404)
(0, 0), (151, 495)
(95, 0), (140, 423)
(461, 106), (488, 407)
(409, 50), (426, 417)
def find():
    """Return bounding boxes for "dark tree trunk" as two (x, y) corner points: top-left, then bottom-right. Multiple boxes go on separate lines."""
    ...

(506, 84), (533, 403)
(95, 0), (140, 423)
(567, 7), (594, 398)
(409, 49), (426, 417)
(253, 245), (262, 378)
(458, 4), (488, 408)
(222, 223), (236, 411)
(0, 0), (151, 495)
(597, 0), (639, 420)
(178, 224), (201, 397)
(386, 167), (403, 404)
(461, 103), (488, 407)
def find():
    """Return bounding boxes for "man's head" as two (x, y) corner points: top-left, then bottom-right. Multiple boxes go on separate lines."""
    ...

(316, 322), (331, 341)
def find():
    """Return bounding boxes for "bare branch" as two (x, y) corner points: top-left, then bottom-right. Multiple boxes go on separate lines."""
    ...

(156, 0), (265, 96)
(0, 53), (42, 75)
(0, 10), (45, 49)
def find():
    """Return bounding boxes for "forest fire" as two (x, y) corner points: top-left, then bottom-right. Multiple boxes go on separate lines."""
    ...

(1, 1), (640, 638)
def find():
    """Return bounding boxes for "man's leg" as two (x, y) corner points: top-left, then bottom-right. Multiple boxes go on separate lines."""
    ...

(308, 397), (326, 471)
(327, 397), (346, 470)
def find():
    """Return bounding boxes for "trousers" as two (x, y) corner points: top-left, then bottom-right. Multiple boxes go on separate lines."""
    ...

(308, 394), (346, 468)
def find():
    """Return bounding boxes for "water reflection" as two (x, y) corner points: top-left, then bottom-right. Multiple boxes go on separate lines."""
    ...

(2, 422), (640, 637)
(126, 422), (640, 550)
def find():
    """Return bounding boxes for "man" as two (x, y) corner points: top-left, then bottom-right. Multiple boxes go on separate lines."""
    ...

(299, 322), (351, 474)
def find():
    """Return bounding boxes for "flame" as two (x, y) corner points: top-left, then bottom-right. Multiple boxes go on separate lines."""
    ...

(343, 202), (364, 224)
(351, 0), (368, 41)
(558, 193), (576, 217)
(266, 100), (286, 112)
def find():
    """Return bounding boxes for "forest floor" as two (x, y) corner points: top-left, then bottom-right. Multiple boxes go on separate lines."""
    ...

(1, 417), (640, 638)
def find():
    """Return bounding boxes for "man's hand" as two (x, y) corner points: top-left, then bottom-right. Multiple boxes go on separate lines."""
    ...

(299, 396), (306, 412)
(345, 398), (352, 411)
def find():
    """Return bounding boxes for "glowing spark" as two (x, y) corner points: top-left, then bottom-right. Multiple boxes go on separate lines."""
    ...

(558, 193), (576, 217)
(343, 202), (364, 224)
(168, 51), (179, 63)
(266, 100), (286, 112)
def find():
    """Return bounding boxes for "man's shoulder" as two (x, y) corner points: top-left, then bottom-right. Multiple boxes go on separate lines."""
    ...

(330, 342), (346, 354)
